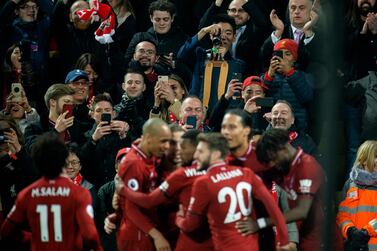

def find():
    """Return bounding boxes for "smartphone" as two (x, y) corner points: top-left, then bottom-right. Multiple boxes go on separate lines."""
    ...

(158, 75), (169, 84)
(62, 104), (74, 118)
(186, 115), (197, 129)
(101, 113), (112, 125)
(255, 97), (275, 107)
(11, 83), (23, 102)
(232, 73), (242, 99)
(272, 50), (283, 61)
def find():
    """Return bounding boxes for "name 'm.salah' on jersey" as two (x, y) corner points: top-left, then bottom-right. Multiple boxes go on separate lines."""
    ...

(0, 176), (102, 251)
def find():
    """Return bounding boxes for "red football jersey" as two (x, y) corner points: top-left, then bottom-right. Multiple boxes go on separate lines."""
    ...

(0, 176), (102, 251)
(159, 165), (214, 251)
(278, 148), (325, 250)
(178, 162), (288, 251)
(226, 141), (268, 173)
(117, 143), (159, 242)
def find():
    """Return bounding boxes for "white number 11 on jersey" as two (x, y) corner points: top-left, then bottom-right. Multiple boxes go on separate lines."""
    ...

(36, 204), (62, 242)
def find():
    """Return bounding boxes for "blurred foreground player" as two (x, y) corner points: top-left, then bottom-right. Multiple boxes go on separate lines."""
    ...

(0, 132), (102, 251)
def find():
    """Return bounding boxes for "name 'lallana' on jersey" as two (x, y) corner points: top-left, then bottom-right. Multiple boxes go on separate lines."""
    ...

(210, 169), (243, 183)
(31, 186), (70, 197)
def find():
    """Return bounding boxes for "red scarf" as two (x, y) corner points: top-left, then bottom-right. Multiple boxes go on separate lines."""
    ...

(289, 131), (298, 143)
(72, 173), (83, 186)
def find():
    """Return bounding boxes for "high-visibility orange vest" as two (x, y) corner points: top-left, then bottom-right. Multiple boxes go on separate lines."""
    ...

(337, 182), (377, 251)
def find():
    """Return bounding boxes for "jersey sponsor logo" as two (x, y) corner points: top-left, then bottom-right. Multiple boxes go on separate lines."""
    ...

(159, 181), (169, 192)
(299, 179), (312, 193)
(86, 205), (94, 218)
(210, 169), (243, 183)
(31, 187), (70, 197)
(127, 179), (139, 191)
(184, 168), (206, 177)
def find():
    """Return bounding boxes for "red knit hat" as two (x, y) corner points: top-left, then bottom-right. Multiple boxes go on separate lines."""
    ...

(273, 39), (298, 61)
(242, 76), (267, 90)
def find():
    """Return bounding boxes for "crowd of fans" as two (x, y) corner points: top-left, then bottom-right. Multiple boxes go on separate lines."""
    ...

(0, 0), (376, 250)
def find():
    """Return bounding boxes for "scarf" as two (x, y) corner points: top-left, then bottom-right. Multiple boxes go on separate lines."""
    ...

(350, 166), (377, 187)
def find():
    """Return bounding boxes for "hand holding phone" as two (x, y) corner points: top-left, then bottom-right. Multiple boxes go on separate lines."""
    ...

(11, 83), (23, 102)
(232, 73), (242, 99)
(272, 50), (283, 61)
(255, 97), (275, 107)
(101, 113), (112, 125)
(62, 104), (74, 118)
(158, 75), (169, 85)
(186, 115), (197, 129)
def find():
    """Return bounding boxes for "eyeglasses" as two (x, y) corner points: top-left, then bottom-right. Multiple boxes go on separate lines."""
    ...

(20, 5), (38, 11)
(227, 8), (245, 14)
(66, 160), (80, 167)
(136, 49), (156, 56)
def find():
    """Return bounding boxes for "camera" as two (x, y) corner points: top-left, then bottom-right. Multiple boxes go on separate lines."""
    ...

(212, 35), (221, 46)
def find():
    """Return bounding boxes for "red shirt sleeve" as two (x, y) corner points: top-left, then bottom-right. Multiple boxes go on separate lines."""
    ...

(120, 159), (155, 233)
(296, 156), (323, 198)
(160, 168), (186, 197)
(75, 188), (103, 251)
(119, 187), (166, 209)
(176, 177), (209, 232)
(248, 169), (289, 246)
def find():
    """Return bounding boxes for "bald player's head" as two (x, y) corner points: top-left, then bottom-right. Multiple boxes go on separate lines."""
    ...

(141, 118), (172, 158)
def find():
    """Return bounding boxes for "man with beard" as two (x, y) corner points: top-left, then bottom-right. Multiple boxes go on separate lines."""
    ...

(221, 109), (298, 250)
(24, 84), (85, 151)
(115, 129), (215, 251)
(237, 128), (326, 251)
(222, 109), (267, 173)
(176, 132), (290, 251)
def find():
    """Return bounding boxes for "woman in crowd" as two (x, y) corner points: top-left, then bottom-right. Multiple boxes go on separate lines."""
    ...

(337, 140), (377, 251)
(150, 74), (187, 123)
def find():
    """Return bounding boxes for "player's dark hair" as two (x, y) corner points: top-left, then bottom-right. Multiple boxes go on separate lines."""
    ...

(181, 129), (201, 147)
(225, 109), (253, 129)
(256, 128), (290, 164)
(197, 132), (229, 158)
(31, 132), (68, 179)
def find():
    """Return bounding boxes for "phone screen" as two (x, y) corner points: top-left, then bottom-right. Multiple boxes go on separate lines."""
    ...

(255, 97), (275, 107)
(186, 116), (197, 129)
(101, 113), (112, 125)
(62, 104), (74, 118)
(272, 50), (283, 60)
(158, 75), (169, 84)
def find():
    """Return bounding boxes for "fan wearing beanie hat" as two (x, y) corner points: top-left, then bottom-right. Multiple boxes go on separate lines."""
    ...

(266, 39), (298, 79)
(262, 38), (313, 132)
(208, 75), (269, 133)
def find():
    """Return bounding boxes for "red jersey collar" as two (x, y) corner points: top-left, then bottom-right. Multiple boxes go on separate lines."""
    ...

(131, 142), (148, 160)
(207, 161), (227, 172)
(291, 147), (304, 167)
